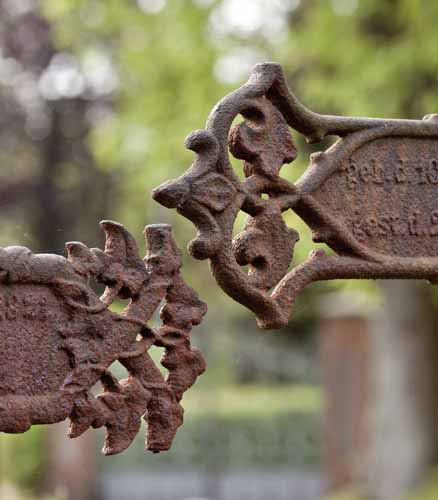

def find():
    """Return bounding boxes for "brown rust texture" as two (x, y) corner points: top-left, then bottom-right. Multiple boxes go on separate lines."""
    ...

(0, 222), (206, 455)
(153, 62), (438, 329)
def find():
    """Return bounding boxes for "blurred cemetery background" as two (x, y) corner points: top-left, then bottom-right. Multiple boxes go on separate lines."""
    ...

(0, 1), (437, 499)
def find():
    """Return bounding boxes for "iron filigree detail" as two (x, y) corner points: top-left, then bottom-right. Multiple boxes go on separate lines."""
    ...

(0, 221), (206, 455)
(153, 62), (438, 329)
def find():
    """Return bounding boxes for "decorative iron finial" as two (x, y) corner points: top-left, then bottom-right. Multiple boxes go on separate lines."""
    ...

(0, 221), (206, 455)
(153, 62), (438, 329)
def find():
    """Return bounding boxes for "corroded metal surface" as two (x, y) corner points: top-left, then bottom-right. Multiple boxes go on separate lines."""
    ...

(0, 222), (206, 455)
(153, 62), (438, 329)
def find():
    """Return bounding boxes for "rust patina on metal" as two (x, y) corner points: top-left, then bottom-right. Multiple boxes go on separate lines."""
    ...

(153, 62), (438, 329)
(0, 222), (206, 455)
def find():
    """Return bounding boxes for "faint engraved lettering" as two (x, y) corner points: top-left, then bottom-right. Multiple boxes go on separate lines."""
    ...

(390, 216), (404, 236)
(360, 164), (372, 183)
(5, 295), (18, 321)
(350, 210), (438, 239)
(372, 159), (384, 184)
(430, 211), (438, 236)
(344, 158), (438, 186)
(23, 296), (37, 320)
(345, 162), (358, 188)
(408, 211), (420, 236)
(395, 160), (406, 183)
(427, 159), (438, 184)
(0, 293), (5, 321)
(415, 164), (426, 184)
(378, 217), (391, 236)
(0, 293), (51, 322)
(365, 217), (378, 236)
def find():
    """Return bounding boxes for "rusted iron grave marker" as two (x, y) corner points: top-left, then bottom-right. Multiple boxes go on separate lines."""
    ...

(154, 62), (438, 329)
(3, 61), (438, 458)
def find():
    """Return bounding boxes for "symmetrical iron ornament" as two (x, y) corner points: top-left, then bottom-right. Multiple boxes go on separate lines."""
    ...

(153, 62), (438, 329)
(0, 221), (206, 455)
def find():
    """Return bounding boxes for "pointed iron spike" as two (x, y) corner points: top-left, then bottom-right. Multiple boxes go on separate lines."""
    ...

(144, 224), (182, 274)
(65, 241), (91, 260)
(99, 220), (126, 260)
(99, 220), (140, 265)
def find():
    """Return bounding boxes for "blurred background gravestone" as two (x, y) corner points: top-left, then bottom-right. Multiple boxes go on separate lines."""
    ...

(319, 292), (371, 492)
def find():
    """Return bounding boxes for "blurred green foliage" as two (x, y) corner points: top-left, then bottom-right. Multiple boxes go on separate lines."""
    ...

(181, 383), (322, 418)
(0, 426), (46, 491)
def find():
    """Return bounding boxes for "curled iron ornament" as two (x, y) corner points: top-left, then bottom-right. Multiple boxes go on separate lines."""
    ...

(153, 62), (438, 329)
(0, 221), (206, 455)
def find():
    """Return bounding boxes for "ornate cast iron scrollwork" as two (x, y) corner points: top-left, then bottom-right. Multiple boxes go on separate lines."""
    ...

(0, 221), (206, 455)
(153, 62), (438, 329)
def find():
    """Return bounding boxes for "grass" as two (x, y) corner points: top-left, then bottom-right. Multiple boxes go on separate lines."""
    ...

(182, 383), (322, 417)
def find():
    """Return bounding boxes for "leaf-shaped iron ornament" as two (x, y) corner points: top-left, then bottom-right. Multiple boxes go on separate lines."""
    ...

(153, 62), (438, 329)
(0, 222), (206, 455)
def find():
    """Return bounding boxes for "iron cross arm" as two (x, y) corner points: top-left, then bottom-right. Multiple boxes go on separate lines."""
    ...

(0, 222), (207, 455)
(153, 62), (438, 329)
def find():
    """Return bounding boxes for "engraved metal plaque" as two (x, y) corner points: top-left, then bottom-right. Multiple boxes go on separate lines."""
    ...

(153, 62), (438, 329)
(311, 135), (438, 258)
